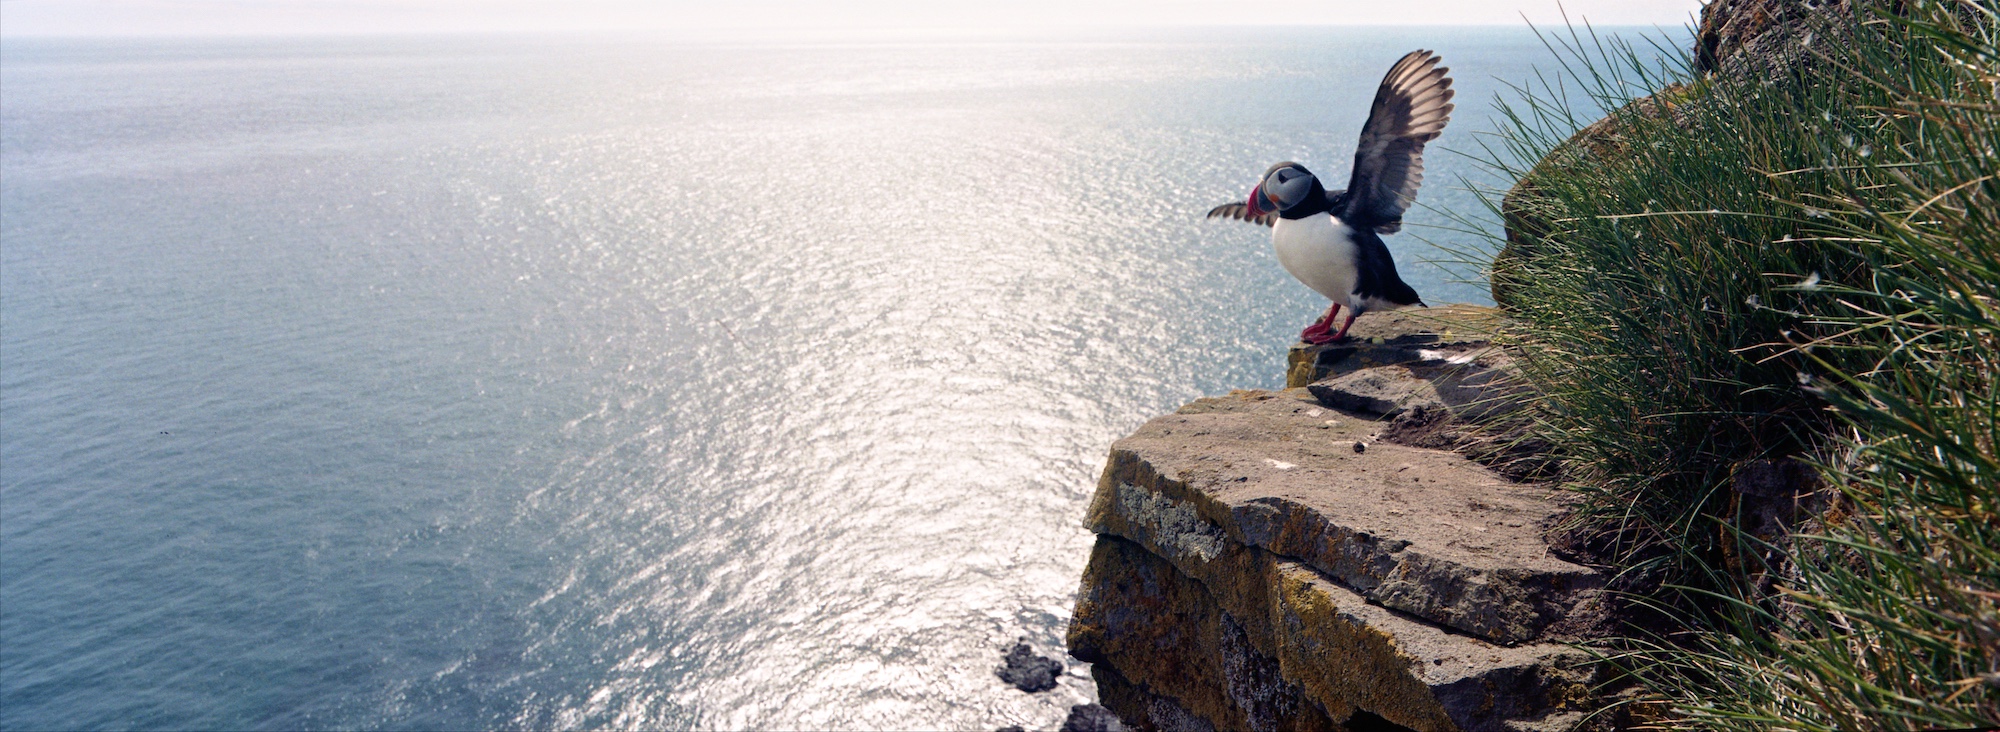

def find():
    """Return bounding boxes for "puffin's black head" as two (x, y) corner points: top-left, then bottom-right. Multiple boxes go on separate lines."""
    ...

(1245, 162), (1323, 218)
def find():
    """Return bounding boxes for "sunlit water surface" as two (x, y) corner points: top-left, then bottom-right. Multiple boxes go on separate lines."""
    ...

(1, 28), (1648, 730)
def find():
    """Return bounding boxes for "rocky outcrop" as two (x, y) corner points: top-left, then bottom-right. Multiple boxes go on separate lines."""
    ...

(999, 641), (1068, 693)
(1694, 0), (1859, 76)
(1060, 705), (1130, 732)
(1069, 6), (1889, 728)
(1068, 308), (1609, 732)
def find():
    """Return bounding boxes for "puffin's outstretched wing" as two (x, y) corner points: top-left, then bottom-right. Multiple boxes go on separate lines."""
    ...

(1342, 50), (1454, 234)
(1204, 202), (1275, 227)
(1206, 188), (1348, 228)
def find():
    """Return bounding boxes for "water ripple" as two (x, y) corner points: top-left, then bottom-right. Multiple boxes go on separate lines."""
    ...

(0, 27), (1582, 731)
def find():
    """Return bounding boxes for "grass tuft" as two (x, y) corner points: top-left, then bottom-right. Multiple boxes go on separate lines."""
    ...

(1465, 0), (1998, 726)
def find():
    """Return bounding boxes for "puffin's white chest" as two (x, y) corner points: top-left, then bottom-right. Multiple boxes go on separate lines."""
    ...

(1271, 213), (1358, 305)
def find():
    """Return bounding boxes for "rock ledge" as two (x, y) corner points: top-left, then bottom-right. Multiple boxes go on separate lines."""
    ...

(1068, 306), (1605, 732)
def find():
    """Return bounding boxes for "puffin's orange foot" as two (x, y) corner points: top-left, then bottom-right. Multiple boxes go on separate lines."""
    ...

(1300, 303), (1343, 342)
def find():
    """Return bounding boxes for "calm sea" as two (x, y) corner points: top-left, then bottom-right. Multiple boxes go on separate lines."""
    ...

(1, 27), (1661, 730)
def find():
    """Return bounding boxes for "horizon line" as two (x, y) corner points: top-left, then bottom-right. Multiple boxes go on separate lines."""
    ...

(0, 20), (1695, 41)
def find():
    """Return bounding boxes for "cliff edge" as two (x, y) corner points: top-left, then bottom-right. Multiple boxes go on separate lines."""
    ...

(1066, 306), (1611, 732)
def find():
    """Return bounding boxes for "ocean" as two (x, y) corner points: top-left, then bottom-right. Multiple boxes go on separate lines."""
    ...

(1, 27), (1658, 730)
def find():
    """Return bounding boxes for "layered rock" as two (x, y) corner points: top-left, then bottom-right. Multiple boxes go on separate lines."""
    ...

(1068, 309), (1608, 731)
(1075, 536), (1598, 732)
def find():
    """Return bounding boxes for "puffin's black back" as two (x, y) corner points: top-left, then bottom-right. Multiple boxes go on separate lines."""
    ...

(1350, 229), (1424, 311)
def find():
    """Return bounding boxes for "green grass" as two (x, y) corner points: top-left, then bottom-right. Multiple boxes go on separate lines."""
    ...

(1463, 1), (1998, 727)
(1469, 12), (1865, 601)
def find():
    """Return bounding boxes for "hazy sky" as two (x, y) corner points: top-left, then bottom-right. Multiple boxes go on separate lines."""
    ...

(1, 0), (1704, 37)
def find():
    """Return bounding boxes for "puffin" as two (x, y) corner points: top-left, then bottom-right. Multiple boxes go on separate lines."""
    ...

(1207, 50), (1454, 344)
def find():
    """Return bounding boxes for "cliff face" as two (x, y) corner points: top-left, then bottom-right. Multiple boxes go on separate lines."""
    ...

(1066, 307), (1609, 732)
(1066, 5), (1884, 727)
